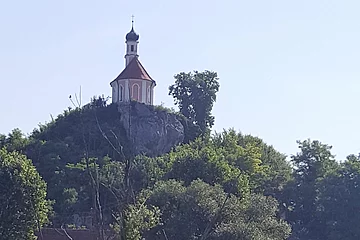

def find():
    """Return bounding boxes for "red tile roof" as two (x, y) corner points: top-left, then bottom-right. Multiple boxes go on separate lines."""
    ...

(112, 57), (153, 83)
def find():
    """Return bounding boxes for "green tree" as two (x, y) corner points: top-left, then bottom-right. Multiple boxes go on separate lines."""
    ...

(235, 131), (292, 193)
(215, 193), (291, 240)
(163, 137), (256, 197)
(159, 130), (291, 197)
(143, 179), (291, 240)
(0, 128), (29, 152)
(0, 148), (50, 240)
(315, 155), (360, 240)
(25, 103), (129, 227)
(283, 140), (338, 240)
(135, 129), (292, 199)
(0, 98), (299, 239)
(111, 191), (160, 240)
(169, 70), (220, 136)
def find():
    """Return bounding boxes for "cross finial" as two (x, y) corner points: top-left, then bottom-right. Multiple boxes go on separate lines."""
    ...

(131, 15), (135, 28)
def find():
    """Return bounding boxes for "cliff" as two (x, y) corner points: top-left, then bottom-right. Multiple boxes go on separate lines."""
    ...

(118, 101), (184, 157)
(28, 99), (185, 167)
(22, 99), (185, 228)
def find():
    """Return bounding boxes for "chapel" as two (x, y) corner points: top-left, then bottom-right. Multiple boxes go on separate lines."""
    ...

(110, 20), (156, 105)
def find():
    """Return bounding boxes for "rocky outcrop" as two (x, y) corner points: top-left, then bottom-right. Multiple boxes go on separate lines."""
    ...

(118, 102), (184, 157)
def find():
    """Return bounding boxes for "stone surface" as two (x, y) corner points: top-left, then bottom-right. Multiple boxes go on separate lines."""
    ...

(118, 102), (184, 157)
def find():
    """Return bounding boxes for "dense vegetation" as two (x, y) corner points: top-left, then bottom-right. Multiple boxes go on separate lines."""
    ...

(1, 70), (360, 239)
(0, 148), (50, 240)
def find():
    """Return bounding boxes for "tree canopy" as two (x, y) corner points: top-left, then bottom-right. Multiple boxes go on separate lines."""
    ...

(2, 71), (360, 240)
(0, 148), (50, 240)
(169, 70), (220, 137)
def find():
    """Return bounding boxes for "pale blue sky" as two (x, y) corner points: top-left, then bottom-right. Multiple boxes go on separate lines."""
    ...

(1, 0), (360, 159)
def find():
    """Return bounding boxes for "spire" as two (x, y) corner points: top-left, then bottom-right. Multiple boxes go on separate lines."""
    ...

(131, 15), (134, 29)
(126, 15), (139, 41)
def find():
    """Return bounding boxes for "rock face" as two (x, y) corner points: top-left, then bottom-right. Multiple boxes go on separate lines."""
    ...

(118, 102), (184, 157)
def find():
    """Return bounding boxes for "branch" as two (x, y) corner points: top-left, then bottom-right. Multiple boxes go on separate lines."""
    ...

(95, 113), (124, 159)
(200, 193), (231, 240)
(61, 225), (73, 240)
(200, 171), (243, 240)
(162, 229), (169, 240)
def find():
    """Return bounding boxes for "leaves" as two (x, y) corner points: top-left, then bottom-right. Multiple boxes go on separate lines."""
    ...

(169, 70), (220, 136)
(0, 148), (51, 240)
(0, 89), (297, 240)
(143, 179), (290, 240)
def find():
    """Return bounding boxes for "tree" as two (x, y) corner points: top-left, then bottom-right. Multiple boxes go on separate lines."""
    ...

(235, 131), (292, 197)
(134, 129), (292, 199)
(0, 148), (50, 240)
(169, 70), (220, 136)
(143, 179), (291, 240)
(112, 191), (160, 240)
(0, 128), (29, 152)
(162, 136), (260, 197)
(25, 103), (129, 227)
(315, 155), (360, 240)
(283, 140), (339, 240)
(1, 98), (300, 239)
(215, 193), (291, 240)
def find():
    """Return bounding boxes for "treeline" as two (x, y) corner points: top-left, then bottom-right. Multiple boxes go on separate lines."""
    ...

(1, 71), (360, 239)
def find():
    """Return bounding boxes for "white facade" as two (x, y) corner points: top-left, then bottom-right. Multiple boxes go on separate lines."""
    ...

(125, 40), (139, 66)
(111, 78), (155, 105)
(111, 25), (155, 105)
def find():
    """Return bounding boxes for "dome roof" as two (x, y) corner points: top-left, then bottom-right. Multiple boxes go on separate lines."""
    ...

(126, 27), (139, 41)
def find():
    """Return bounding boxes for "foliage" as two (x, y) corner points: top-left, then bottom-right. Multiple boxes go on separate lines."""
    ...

(315, 155), (360, 240)
(2, 104), (291, 238)
(0, 128), (29, 152)
(282, 140), (339, 240)
(153, 130), (292, 199)
(151, 103), (176, 114)
(142, 179), (291, 240)
(0, 96), (294, 239)
(24, 103), (129, 225)
(0, 148), (50, 240)
(214, 193), (291, 240)
(10, 83), (360, 239)
(163, 137), (252, 197)
(115, 192), (160, 240)
(235, 131), (292, 196)
(169, 70), (220, 136)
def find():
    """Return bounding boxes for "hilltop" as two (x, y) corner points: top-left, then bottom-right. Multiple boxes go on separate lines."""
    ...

(2, 70), (360, 240)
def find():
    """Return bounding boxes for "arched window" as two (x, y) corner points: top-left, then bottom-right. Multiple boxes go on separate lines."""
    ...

(112, 83), (118, 102)
(132, 84), (140, 101)
(112, 87), (116, 101)
(147, 87), (151, 103)
(119, 85), (124, 101)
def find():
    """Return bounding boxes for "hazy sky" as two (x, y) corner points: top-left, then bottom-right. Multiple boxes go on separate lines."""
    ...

(1, 0), (360, 159)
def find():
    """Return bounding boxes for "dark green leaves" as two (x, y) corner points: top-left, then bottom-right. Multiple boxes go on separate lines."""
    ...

(169, 70), (220, 137)
(0, 148), (50, 240)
